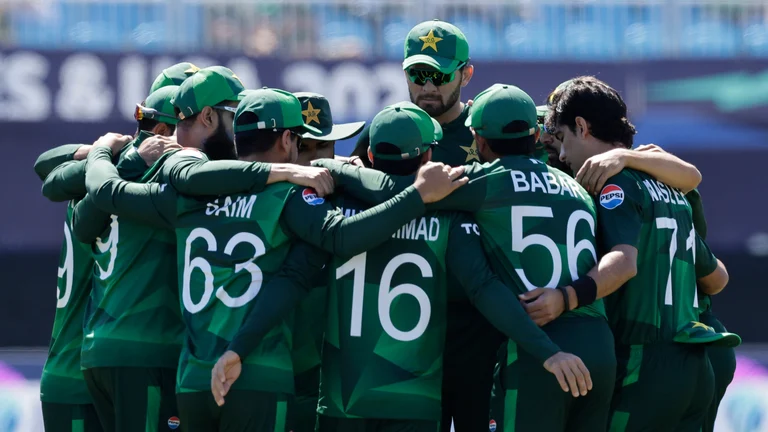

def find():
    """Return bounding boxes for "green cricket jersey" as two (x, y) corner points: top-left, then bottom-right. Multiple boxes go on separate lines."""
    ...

(595, 169), (718, 345)
(314, 156), (606, 320)
(40, 201), (94, 404)
(78, 146), (428, 394)
(34, 142), (148, 404)
(318, 192), (561, 421)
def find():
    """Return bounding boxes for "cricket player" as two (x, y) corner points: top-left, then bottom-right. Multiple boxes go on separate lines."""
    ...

(400, 20), (505, 431)
(307, 84), (617, 431)
(75, 88), (463, 431)
(290, 92), (366, 431)
(294, 92), (365, 165)
(33, 86), (185, 431)
(209, 100), (593, 432)
(544, 76), (740, 432)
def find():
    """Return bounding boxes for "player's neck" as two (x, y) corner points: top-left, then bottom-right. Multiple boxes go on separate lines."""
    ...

(434, 101), (464, 125)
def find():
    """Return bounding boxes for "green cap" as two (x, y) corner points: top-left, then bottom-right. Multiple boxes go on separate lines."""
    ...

(403, 20), (469, 74)
(149, 62), (200, 93)
(136, 85), (180, 125)
(294, 92), (366, 141)
(171, 66), (246, 120)
(465, 84), (539, 139)
(234, 88), (322, 135)
(370, 102), (442, 161)
(673, 321), (742, 348)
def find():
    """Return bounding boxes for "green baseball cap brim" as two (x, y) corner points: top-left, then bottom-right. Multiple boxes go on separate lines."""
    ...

(673, 321), (742, 348)
(402, 54), (463, 75)
(303, 121), (366, 141)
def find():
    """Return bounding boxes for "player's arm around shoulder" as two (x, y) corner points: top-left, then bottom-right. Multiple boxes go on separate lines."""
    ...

(310, 158), (411, 203)
(71, 194), (112, 244)
(40, 160), (87, 202)
(695, 233), (729, 295)
(34, 144), (85, 181)
(85, 146), (177, 229)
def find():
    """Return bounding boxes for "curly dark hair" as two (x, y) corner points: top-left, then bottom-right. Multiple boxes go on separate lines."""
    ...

(545, 76), (636, 149)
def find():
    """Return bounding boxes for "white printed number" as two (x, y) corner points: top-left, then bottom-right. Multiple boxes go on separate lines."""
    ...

(655, 218), (697, 308)
(94, 215), (119, 280)
(182, 228), (266, 314)
(336, 252), (432, 342)
(511, 206), (597, 290)
(56, 223), (74, 308)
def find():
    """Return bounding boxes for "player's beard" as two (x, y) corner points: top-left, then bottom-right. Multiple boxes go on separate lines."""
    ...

(411, 82), (461, 118)
(202, 114), (237, 161)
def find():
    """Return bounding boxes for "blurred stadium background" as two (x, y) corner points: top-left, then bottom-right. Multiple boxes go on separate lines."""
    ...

(1, 0), (768, 430)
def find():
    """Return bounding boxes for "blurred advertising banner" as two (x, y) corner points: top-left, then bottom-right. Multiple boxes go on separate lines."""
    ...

(2, 49), (768, 253)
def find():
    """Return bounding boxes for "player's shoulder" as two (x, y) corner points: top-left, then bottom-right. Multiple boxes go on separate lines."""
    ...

(286, 185), (329, 208)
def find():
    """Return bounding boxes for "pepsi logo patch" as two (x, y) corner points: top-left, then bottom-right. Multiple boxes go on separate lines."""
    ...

(167, 417), (180, 430)
(599, 184), (624, 210)
(489, 419), (497, 432)
(302, 188), (325, 206)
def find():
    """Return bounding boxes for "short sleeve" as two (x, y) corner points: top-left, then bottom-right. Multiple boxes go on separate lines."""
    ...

(596, 173), (645, 251)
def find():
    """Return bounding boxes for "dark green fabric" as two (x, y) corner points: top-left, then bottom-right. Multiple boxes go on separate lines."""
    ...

(700, 310), (737, 432)
(176, 390), (290, 432)
(82, 367), (178, 432)
(42, 402), (104, 432)
(318, 416), (439, 432)
(440, 302), (504, 432)
(34, 144), (82, 181)
(490, 316), (616, 432)
(287, 390), (319, 432)
(609, 343), (714, 432)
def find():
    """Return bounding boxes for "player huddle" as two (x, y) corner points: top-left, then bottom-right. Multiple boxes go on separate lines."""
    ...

(34, 19), (740, 432)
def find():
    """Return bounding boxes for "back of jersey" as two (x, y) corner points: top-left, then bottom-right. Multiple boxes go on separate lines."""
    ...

(82, 155), (184, 370)
(597, 169), (699, 345)
(319, 195), (451, 421)
(174, 183), (296, 394)
(474, 156), (605, 319)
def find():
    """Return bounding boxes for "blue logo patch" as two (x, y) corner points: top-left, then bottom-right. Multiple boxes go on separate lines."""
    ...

(302, 188), (325, 206)
(599, 184), (624, 210)
(489, 419), (497, 432)
(167, 417), (180, 430)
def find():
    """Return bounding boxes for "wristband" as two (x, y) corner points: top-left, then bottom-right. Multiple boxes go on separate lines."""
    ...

(572, 276), (597, 308)
(557, 286), (570, 312)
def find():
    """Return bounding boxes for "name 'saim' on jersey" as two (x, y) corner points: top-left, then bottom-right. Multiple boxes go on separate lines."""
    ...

(205, 195), (258, 219)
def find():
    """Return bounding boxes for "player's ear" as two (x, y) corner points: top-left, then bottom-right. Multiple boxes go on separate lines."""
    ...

(152, 123), (170, 137)
(575, 117), (590, 138)
(534, 128), (541, 142)
(281, 129), (293, 154)
(367, 146), (374, 166)
(460, 65), (474, 87)
(200, 106), (216, 128)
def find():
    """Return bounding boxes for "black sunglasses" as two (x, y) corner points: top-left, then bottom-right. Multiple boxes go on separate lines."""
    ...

(407, 62), (466, 86)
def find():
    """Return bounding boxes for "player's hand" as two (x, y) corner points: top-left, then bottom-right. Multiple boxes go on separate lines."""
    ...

(284, 165), (335, 197)
(543, 352), (592, 397)
(635, 143), (664, 153)
(347, 156), (365, 167)
(93, 133), (133, 154)
(137, 135), (181, 166)
(413, 162), (468, 203)
(211, 350), (242, 407)
(73, 145), (94, 161)
(575, 148), (630, 195)
(519, 287), (566, 327)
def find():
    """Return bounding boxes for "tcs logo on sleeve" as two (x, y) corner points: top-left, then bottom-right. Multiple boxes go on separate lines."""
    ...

(599, 184), (624, 210)
(302, 188), (325, 206)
